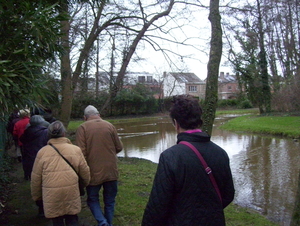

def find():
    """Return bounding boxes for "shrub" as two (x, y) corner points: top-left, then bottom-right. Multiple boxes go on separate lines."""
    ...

(72, 84), (159, 117)
(238, 99), (253, 109)
(272, 80), (300, 112)
(113, 88), (158, 115)
(72, 92), (109, 118)
(217, 99), (238, 108)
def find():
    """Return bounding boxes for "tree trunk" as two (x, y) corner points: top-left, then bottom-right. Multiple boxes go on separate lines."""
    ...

(59, 4), (73, 127)
(96, 38), (100, 97)
(59, 2), (106, 126)
(202, 0), (222, 136)
(296, 0), (300, 84)
(257, 0), (271, 113)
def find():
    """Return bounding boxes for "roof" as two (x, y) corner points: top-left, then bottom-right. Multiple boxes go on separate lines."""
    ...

(219, 73), (236, 83)
(168, 72), (203, 83)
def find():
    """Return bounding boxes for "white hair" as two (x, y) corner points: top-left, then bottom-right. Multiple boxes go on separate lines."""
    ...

(84, 105), (99, 117)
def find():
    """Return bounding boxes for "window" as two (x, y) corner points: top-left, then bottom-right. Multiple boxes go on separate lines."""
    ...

(228, 86), (232, 91)
(189, 86), (197, 92)
(138, 76), (145, 83)
(147, 76), (153, 83)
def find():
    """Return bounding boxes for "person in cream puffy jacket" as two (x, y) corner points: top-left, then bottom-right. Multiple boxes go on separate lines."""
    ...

(31, 121), (90, 226)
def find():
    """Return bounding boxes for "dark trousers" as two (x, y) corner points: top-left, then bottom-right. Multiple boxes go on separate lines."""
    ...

(35, 200), (44, 217)
(51, 214), (79, 226)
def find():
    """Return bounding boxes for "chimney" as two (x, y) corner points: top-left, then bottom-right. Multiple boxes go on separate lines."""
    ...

(220, 72), (224, 79)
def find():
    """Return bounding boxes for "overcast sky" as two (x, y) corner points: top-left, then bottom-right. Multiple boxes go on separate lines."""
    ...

(86, 1), (232, 81)
(124, 2), (232, 81)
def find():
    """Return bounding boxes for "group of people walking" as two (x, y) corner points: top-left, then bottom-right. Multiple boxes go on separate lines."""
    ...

(7, 95), (235, 226)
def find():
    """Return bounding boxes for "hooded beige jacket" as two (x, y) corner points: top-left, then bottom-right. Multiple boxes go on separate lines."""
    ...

(31, 137), (90, 218)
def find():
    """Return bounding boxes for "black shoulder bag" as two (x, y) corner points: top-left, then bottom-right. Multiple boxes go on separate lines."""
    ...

(49, 143), (85, 196)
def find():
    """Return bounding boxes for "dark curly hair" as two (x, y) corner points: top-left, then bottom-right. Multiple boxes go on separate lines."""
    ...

(169, 95), (203, 130)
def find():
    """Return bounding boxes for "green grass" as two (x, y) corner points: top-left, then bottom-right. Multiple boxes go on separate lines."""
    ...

(216, 108), (260, 116)
(67, 120), (83, 131)
(114, 157), (157, 225)
(225, 204), (279, 226)
(1, 157), (279, 226)
(220, 115), (300, 138)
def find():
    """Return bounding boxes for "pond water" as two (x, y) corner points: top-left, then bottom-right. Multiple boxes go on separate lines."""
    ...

(114, 115), (300, 226)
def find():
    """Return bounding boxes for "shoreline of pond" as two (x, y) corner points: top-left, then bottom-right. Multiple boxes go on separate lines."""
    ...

(69, 109), (300, 140)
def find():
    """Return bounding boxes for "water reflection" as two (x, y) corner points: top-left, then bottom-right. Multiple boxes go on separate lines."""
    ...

(231, 137), (300, 225)
(114, 116), (300, 226)
(116, 118), (177, 162)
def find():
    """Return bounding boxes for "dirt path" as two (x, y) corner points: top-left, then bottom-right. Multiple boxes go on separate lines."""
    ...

(0, 148), (97, 226)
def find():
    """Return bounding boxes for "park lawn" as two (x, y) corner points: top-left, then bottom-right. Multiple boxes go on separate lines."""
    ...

(216, 108), (260, 116)
(219, 115), (300, 138)
(1, 156), (279, 226)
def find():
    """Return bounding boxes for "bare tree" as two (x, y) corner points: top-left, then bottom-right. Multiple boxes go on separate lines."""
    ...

(222, 0), (299, 113)
(100, 0), (175, 112)
(59, 1), (109, 126)
(58, 0), (185, 125)
(201, 0), (222, 135)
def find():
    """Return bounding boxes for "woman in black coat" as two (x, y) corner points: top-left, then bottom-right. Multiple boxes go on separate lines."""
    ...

(20, 115), (49, 180)
(142, 95), (235, 226)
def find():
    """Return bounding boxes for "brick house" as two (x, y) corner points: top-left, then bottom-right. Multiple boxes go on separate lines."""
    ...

(77, 71), (239, 100)
(218, 72), (239, 99)
(76, 71), (163, 98)
(163, 71), (239, 99)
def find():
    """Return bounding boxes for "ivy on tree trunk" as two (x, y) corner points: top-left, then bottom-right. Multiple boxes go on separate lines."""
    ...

(202, 0), (222, 136)
(59, 3), (73, 127)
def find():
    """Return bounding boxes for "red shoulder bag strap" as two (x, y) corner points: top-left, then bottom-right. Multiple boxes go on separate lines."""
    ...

(179, 141), (222, 204)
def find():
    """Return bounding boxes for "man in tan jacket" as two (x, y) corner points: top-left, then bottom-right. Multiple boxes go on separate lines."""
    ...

(76, 105), (123, 226)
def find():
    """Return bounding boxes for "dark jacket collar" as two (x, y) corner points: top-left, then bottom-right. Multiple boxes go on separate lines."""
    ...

(176, 131), (210, 144)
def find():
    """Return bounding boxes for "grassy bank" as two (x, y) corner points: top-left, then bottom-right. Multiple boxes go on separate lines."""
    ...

(1, 156), (279, 226)
(216, 108), (260, 116)
(219, 114), (300, 139)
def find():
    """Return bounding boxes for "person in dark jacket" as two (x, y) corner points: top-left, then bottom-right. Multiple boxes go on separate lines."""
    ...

(20, 115), (49, 180)
(20, 115), (49, 217)
(43, 108), (57, 124)
(142, 95), (235, 226)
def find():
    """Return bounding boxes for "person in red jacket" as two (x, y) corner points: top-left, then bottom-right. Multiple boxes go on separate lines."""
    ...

(13, 109), (30, 177)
